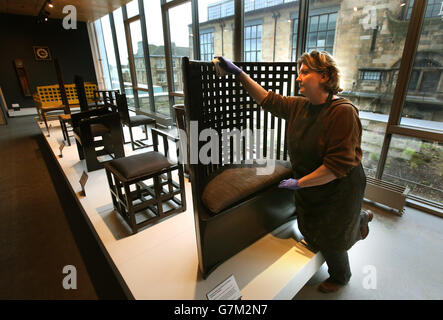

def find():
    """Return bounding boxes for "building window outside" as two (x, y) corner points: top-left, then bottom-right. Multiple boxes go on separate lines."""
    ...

(407, 0), (443, 19)
(157, 72), (166, 83)
(244, 23), (262, 62)
(200, 29), (214, 61)
(360, 70), (383, 81)
(407, 59), (441, 93)
(157, 59), (165, 69)
(306, 12), (337, 54)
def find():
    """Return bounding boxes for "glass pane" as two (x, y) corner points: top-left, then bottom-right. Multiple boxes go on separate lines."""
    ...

(360, 119), (387, 178)
(128, 19), (151, 112)
(113, 8), (134, 107)
(292, 18), (299, 62)
(383, 135), (443, 203)
(169, 2), (193, 93)
(326, 31), (334, 46)
(199, 0), (233, 60)
(318, 14), (328, 31)
(94, 19), (111, 89)
(154, 93), (170, 116)
(101, 15), (120, 90)
(317, 31), (326, 47)
(328, 12), (337, 29)
(308, 32), (317, 47)
(305, 0), (413, 178)
(126, 0), (139, 19)
(309, 15), (318, 32)
(137, 89), (151, 113)
(129, 20), (148, 88)
(143, 0), (168, 114)
(400, 0), (443, 130)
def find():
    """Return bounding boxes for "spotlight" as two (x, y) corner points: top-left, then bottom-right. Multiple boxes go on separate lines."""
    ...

(37, 0), (53, 23)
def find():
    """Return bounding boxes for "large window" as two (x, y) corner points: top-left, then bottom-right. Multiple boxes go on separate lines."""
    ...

(200, 29), (214, 61)
(308, 0), (411, 179)
(244, 22), (262, 62)
(393, 0), (443, 203)
(91, 0), (442, 209)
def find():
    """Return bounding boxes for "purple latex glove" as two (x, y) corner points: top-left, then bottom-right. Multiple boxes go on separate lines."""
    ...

(214, 56), (242, 75)
(278, 178), (301, 190)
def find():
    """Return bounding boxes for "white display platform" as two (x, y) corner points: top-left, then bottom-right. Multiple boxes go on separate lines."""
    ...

(38, 119), (324, 300)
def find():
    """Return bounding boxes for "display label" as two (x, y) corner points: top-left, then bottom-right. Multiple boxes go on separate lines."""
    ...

(207, 274), (242, 300)
(79, 171), (88, 196)
(59, 141), (65, 158)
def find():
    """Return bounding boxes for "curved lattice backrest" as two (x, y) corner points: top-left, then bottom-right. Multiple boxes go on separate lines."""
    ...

(182, 57), (298, 191)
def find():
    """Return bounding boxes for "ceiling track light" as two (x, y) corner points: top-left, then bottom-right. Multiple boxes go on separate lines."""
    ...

(37, 0), (53, 23)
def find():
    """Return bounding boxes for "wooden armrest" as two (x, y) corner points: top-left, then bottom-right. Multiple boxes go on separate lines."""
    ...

(151, 128), (180, 160)
(151, 128), (179, 143)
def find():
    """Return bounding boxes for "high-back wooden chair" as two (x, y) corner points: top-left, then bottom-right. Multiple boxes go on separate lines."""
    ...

(182, 57), (299, 278)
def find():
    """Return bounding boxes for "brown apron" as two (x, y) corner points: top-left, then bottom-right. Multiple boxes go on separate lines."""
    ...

(288, 93), (366, 252)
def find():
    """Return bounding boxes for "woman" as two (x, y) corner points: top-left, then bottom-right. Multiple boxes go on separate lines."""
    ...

(215, 51), (373, 293)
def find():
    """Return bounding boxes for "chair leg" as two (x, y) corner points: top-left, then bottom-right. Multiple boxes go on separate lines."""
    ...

(153, 175), (163, 216)
(43, 111), (50, 137)
(59, 119), (66, 141)
(129, 126), (136, 151)
(75, 139), (84, 160)
(124, 183), (137, 234)
(65, 121), (71, 146)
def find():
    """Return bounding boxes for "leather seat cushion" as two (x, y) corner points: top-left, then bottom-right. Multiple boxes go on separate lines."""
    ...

(106, 151), (172, 180)
(130, 115), (156, 126)
(202, 160), (293, 214)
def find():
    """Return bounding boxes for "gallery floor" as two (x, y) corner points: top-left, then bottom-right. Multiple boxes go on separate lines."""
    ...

(1, 114), (442, 300)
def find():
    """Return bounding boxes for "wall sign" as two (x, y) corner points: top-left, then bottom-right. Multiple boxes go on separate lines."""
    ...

(33, 46), (52, 61)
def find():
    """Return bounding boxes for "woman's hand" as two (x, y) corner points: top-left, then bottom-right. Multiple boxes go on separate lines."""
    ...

(213, 56), (268, 104)
(278, 178), (301, 190)
(214, 56), (242, 75)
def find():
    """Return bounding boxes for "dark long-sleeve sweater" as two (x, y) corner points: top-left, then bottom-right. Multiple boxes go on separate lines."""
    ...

(261, 91), (362, 178)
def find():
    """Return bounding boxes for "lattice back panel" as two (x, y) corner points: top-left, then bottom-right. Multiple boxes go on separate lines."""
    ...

(183, 58), (297, 183)
(36, 83), (98, 106)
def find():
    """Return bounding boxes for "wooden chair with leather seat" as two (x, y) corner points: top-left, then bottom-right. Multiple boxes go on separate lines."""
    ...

(71, 106), (124, 172)
(104, 127), (186, 234)
(93, 89), (119, 109)
(115, 92), (157, 151)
